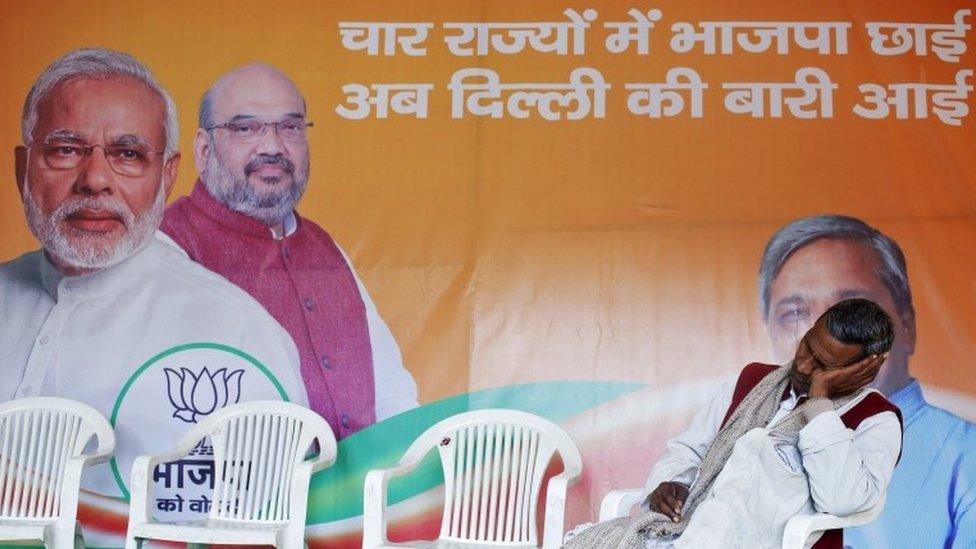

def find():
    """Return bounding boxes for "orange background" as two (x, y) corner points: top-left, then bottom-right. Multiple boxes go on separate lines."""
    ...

(1, 0), (974, 415)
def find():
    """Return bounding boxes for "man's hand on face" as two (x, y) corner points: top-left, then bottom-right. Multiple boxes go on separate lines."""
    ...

(648, 481), (689, 522)
(808, 352), (888, 399)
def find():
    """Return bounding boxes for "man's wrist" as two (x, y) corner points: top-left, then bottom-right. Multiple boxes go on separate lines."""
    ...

(808, 381), (829, 399)
(801, 397), (834, 421)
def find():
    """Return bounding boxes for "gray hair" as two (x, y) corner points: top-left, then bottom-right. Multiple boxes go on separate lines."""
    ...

(199, 86), (216, 129)
(758, 214), (914, 321)
(21, 48), (178, 158)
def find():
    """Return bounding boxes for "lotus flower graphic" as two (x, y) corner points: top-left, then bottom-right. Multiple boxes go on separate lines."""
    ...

(164, 367), (244, 423)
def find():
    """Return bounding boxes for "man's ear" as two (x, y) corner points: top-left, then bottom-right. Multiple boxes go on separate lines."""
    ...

(14, 146), (27, 196)
(193, 128), (211, 175)
(900, 308), (917, 356)
(162, 152), (181, 199)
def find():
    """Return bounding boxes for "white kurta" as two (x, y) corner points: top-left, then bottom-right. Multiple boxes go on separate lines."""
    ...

(642, 377), (902, 548)
(0, 235), (308, 522)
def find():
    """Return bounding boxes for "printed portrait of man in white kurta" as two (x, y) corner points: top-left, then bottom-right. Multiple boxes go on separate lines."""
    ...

(0, 48), (308, 539)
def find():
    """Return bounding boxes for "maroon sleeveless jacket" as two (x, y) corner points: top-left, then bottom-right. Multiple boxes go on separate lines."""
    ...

(162, 181), (376, 438)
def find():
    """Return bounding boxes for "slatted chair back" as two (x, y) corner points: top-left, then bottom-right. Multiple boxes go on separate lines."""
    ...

(410, 410), (581, 545)
(192, 401), (335, 523)
(0, 397), (114, 520)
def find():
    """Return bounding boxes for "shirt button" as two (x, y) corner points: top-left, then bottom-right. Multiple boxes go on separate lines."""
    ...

(340, 414), (350, 429)
(303, 297), (316, 311)
(38, 335), (50, 345)
(321, 355), (332, 369)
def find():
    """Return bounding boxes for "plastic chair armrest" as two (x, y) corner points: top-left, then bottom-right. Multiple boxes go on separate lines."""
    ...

(782, 497), (885, 549)
(127, 454), (167, 526)
(542, 473), (576, 549)
(362, 462), (419, 549)
(308, 445), (337, 473)
(599, 488), (645, 521)
(83, 420), (116, 466)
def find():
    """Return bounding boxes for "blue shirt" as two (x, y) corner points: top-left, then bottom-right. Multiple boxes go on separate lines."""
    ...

(845, 380), (976, 548)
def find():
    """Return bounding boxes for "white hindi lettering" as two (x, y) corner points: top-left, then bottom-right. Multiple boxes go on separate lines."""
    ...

(336, 83), (434, 120)
(670, 21), (850, 55)
(448, 67), (610, 121)
(338, 22), (434, 56)
(854, 69), (973, 126)
(604, 8), (663, 55)
(866, 9), (970, 63)
(625, 68), (707, 118)
(722, 67), (836, 119)
(443, 8), (598, 56)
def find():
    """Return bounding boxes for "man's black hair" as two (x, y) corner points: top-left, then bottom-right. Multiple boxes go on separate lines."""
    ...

(821, 298), (895, 357)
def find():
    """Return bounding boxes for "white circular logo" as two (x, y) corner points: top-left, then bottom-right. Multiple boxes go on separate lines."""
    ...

(110, 343), (290, 520)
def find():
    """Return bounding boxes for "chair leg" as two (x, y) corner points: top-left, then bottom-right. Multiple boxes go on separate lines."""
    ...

(73, 520), (85, 549)
(275, 528), (307, 549)
(48, 521), (80, 549)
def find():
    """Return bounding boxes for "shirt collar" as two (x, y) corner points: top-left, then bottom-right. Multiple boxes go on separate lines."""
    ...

(39, 251), (63, 300)
(781, 384), (807, 409)
(887, 379), (926, 419)
(274, 211), (298, 239)
(189, 179), (297, 240)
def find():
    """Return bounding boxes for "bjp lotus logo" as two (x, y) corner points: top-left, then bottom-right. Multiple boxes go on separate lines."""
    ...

(164, 367), (244, 423)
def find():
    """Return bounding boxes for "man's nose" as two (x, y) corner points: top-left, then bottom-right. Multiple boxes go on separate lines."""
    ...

(795, 359), (815, 375)
(254, 124), (286, 155)
(73, 147), (115, 196)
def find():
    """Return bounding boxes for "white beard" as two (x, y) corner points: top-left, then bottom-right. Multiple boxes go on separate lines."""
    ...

(23, 181), (165, 272)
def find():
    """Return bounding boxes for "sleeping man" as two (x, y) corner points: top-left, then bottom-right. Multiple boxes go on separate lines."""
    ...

(566, 298), (903, 549)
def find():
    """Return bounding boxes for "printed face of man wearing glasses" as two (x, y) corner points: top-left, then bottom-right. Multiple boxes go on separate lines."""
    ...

(194, 63), (310, 236)
(15, 76), (179, 276)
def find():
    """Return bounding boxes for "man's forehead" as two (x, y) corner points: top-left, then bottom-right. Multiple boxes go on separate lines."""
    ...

(773, 288), (870, 310)
(806, 317), (863, 365)
(35, 77), (165, 142)
(211, 67), (305, 120)
(42, 129), (150, 146)
(769, 238), (891, 307)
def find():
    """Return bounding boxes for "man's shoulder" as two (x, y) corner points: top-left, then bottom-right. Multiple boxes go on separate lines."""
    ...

(732, 362), (780, 391)
(0, 250), (42, 286)
(719, 363), (782, 426)
(841, 390), (902, 430)
(0, 250), (43, 296)
(162, 193), (197, 221)
(295, 214), (337, 243)
(294, 215), (353, 262)
(161, 195), (202, 244)
(915, 400), (976, 444)
(739, 362), (779, 377)
(144, 237), (280, 317)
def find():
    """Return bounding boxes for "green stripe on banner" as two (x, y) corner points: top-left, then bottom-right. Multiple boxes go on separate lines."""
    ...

(306, 380), (644, 523)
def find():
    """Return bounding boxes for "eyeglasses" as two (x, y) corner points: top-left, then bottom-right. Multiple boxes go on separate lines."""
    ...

(34, 140), (165, 177)
(206, 118), (313, 143)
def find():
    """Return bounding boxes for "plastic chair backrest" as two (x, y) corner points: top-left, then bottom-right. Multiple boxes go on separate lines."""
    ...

(180, 401), (334, 523)
(0, 397), (112, 519)
(408, 410), (579, 545)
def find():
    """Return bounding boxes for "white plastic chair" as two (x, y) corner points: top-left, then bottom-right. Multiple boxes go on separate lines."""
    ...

(363, 409), (583, 549)
(597, 488), (886, 549)
(124, 401), (336, 549)
(0, 397), (115, 549)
